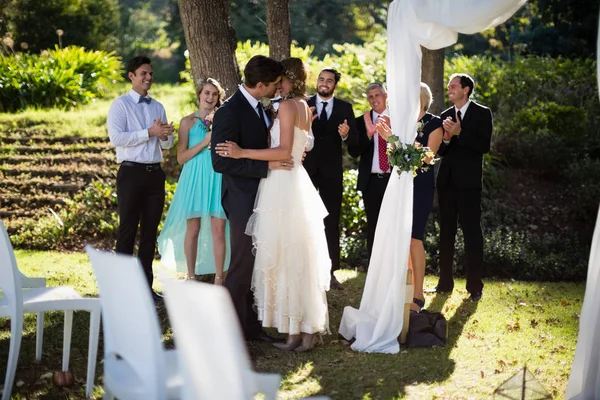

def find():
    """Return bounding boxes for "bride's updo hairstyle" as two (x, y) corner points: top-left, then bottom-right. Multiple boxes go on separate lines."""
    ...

(281, 57), (307, 99)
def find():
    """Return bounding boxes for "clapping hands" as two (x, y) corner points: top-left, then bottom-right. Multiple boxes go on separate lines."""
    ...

(148, 119), (174, 141)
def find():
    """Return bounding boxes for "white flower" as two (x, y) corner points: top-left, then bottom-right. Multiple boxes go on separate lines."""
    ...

(259, 97), (271, 109)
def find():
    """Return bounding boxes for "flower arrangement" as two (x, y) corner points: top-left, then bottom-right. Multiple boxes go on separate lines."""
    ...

(385, 135), (438, 177)
(203, 111), (215, 132)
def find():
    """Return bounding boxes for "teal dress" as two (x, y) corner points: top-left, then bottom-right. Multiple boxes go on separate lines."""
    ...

(158, 114), (230, 275)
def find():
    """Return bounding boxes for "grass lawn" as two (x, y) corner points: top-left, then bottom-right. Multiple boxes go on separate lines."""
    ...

(1, 250), (583, 399)
(0, 84), (195, 138)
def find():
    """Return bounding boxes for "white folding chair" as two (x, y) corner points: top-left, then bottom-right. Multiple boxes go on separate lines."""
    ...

(0, 221), (101, 400)
(161, 276), (282, 400)
(85, 245), (183, 400)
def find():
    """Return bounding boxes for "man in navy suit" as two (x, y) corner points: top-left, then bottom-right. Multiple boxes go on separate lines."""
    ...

(306, 68), (358, 289)
(348, 83), (390, 266)
(430, 73), (493, 301)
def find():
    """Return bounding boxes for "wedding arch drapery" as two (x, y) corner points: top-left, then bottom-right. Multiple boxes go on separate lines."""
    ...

(565, 14), (600, 398)
(338, 0), (527, 354)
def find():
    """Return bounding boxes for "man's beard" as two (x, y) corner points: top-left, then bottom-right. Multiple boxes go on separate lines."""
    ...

(317, 87), (333, 98)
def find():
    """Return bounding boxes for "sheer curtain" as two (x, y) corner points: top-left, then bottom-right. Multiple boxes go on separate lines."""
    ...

(338, 0), (526, 354)
(565, 15), (600, 397)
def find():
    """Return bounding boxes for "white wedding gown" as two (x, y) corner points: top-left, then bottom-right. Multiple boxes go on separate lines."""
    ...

(246, 118), (331, 335)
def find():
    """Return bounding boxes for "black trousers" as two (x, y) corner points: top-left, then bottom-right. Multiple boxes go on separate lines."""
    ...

(437, 185), (484, 294)
(221, 192), (262, 338)
(115, 164), (165, 289)
(362, 174), (390, 263)
(310, 173), (342, 272)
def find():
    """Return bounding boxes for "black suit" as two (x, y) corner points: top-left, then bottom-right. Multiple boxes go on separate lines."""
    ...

(348, 110), (389, 260)
(211, 89), (269, 338)
(436, 101), (493, 294)
(305, 96), (358, 272)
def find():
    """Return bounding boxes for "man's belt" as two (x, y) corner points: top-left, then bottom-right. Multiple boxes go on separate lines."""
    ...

(121, 161), (161, 172)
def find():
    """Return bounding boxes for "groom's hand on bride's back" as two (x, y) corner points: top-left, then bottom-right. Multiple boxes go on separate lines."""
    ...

(268, 157), (294, 171)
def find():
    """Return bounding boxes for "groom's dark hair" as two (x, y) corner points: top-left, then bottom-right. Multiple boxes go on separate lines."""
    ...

(449, 73), (475, 98)
(244, 55), (284, 88)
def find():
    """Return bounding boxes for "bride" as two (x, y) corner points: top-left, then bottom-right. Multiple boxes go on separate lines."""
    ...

(215, 58), (331, 351)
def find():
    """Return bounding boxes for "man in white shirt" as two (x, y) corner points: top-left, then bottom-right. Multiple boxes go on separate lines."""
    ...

(348, 83), (390, 266)
(106, 56), (174, 300)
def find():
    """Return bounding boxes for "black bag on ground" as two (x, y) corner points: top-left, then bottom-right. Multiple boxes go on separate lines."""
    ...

(407, 309), (447, 348)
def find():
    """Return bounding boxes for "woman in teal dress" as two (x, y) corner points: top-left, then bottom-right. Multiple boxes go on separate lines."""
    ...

(158, 78), (229, 283)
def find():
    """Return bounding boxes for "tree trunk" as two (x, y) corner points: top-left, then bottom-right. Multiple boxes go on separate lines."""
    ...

(178, 0), (241, 97)
(267, 0), (291, 60)
(421, 47), (446, 115)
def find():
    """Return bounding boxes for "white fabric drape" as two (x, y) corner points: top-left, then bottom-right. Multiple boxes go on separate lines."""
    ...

(565, 14), (600, 397)
(338, 0), (526, 354)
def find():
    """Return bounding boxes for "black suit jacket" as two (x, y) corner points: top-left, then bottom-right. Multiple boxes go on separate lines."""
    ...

(304, 96), (358, 179)
(211, 90), (269, 203)
(348, 110), (376, 192)
(437, 101), (493, 190)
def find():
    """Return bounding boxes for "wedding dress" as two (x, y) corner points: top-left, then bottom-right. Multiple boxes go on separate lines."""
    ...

(246, 115), (330, 335)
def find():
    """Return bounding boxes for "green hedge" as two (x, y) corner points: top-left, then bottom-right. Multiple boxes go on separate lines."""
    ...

(0, 46), (123, 112)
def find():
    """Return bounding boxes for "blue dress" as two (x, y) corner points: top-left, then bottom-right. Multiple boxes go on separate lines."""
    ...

(411, 113), (442, 241)
(158, 114), (230, 275)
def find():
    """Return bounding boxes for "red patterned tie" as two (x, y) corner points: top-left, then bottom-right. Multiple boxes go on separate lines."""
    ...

(378, 133), (389, 172)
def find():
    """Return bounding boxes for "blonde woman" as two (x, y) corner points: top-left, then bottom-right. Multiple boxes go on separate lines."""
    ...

(158, 78), (229, 283)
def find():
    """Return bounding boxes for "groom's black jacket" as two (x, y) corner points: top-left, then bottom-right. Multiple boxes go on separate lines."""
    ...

(437, 101), (493, 190)
(211, 89), (269, 201)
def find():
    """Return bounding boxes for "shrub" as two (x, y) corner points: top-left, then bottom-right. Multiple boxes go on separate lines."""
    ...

(340, 169), (368, 267)
(0, 46), (123, 112)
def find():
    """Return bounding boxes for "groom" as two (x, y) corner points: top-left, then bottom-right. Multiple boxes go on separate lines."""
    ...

(211, 55), (291, 342)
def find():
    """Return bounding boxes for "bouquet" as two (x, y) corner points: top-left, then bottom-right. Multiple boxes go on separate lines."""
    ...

(386, 135), (438, 177)
(202, 111), (215, 132)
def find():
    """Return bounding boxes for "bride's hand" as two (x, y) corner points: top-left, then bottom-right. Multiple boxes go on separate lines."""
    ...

(215, 141), (244, 159)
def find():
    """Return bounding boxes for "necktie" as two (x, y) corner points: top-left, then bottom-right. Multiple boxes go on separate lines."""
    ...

(256, 104), (267, 127)
(320, 101), (328, 121)
(457, 109), (462, 125)
(376, 116), (389, 172)
(138, 96), (151, 104)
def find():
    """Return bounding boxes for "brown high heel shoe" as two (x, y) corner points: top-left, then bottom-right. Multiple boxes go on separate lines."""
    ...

(273, 335), (302, 351)
(294, 333), (323, 352)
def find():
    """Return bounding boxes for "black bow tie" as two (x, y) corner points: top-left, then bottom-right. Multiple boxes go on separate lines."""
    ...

(138, 96), (151, 104)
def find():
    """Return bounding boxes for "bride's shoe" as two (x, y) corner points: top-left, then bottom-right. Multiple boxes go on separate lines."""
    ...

(294, 333), (323, 352)
(273, 335), (302, 351)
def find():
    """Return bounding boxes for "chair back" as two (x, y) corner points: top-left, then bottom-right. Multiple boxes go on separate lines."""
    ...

(85, 245), (166, 399)
(162, 277), (252, 400)
(0, 221), (23, 319)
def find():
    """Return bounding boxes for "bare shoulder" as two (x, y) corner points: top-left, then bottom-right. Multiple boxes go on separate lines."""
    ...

(179, 113), (197, 130)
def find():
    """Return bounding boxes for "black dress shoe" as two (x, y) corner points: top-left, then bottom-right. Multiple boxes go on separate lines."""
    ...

(424, 286), (453, 294)
(151, 291), (164, 302)
(247, 331), (279, 343)
(330, 275), (343, 290)
(469, 292), (482, 301)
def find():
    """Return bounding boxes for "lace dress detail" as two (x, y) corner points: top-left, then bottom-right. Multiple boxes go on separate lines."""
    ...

(246, 118), (331, 335)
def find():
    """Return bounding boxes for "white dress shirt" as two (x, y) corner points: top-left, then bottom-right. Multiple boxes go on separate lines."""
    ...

(371, 109), (391, 173)
(240, 84), (270, 127)
(315, 95), (333, 120)
(107, 89), (173, 163)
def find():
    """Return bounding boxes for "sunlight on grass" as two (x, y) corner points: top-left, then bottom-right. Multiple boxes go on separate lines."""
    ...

(5, 253), (585, 399)
(0, 84), (196, 138)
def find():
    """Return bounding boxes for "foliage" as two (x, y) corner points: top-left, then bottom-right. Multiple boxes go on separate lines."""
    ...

(10, 178), (177, 251)
(455, 0), (599, 59)
(0, 0), (119, 53)
(116, 0), (183, 83)
(0, 46), (123, 112)
(229, 0), (388, 58)
(340, 169), (367, 267)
